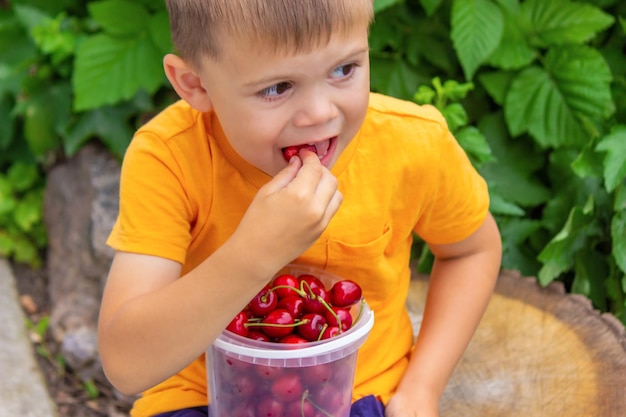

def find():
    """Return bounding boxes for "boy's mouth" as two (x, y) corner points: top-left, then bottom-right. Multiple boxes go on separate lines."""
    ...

(281, 138), (335, 162)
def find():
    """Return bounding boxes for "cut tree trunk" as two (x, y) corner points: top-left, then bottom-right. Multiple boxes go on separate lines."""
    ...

(406, 269), (626, 417)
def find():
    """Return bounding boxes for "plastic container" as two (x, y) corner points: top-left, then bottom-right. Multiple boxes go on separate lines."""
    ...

(207, 265), (374, 417)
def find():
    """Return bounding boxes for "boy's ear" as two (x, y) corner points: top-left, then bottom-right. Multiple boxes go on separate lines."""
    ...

(163, 54), (213, 112)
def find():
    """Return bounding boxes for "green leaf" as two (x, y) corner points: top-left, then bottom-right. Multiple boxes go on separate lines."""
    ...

(73, 33), (164, 111)
(370, 56), (430, 101)
(6, 163), (39, 192)
(612, 211), (626, 274)
(498, 217), (543, 275)
(595, 125), (626, 192)
(571, 140), (605, 179)
(420, 0), (443, 16)
(13, 189), (43, 233)
(487, 5), (537, 70)
(522, 0), (614, 48)
(572, 249), (608, 311)
(442, 103), (467, 132)
(451, 0), (504, 80)
(615, 182), (626, 212)
(489, 193), (525, 216)
(148, 11), (173, 54)
(88, 0), (150, 36)
(64, 106), (133, 158)
(478, 112), (551, 207)
(478, 70), (515, 105)
(374, 0), (401, 13)
(455, 126), (494, 166)
(505, 45), (614, 148)
(21, 82), (71, 156)
(538, 197), (596, 285)
(0, 95), (14, 150)
(12, 4), (50, 33)
(0, 231), (14, 257)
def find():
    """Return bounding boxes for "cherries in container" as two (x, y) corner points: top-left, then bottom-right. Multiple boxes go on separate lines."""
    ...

(207, 265), (374, 417)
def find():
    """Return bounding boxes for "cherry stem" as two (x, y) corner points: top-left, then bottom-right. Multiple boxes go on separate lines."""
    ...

(270, 284), (307, 298)
(301, 389), (336, 417)
(244, 319), (309, 329)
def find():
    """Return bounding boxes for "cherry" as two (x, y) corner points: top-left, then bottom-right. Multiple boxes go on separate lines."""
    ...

(271, 372), (303, 402)
(258, 309), (295, 338)
(248, 287), (278, 316)
(298, 274), (324, 291)
(280, 334), (310, 344)
(301, 363), (332, 384)
(255, 364), (285, 380)
(302, 286), (330, 314)
(324, 306), (352, 332)
(232, 374), (256, 396)
(271, 274), (300, 299)
(297, 313), (327, 341)
(277, 296), (304, 319)
(226, 311), (249, 337)
(282, 144), (317, 161)
(321, 326), (340, 339)
(285, 399), (315, 417)
(329, 279), (362, 307)
(256, 397), (284, 417)
(247, 330), (271, 342)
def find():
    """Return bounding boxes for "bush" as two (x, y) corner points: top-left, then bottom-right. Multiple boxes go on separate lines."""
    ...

(1, 0), (624, 324)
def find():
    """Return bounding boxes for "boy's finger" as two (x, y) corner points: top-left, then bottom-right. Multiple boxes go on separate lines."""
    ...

(263, 156), (302, 193)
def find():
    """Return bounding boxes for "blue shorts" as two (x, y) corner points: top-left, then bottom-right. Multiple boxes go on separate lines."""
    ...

(153, 395), (384, 417)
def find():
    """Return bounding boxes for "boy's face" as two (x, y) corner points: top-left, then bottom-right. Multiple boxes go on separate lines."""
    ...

(197, 24), (371, 176)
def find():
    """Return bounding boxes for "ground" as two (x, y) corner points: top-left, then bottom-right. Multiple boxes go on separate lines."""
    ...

(12, 261), (133, 417)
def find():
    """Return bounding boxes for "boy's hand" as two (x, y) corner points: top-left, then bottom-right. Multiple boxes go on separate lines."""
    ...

(385, 391), (439, 417)
(230, 149), (342, 277)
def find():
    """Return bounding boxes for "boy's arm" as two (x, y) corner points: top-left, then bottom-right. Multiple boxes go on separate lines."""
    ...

(385, 212), (502, 417)
(98, 151), (342, 395)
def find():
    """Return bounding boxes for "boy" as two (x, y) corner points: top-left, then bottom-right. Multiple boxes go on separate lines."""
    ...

(97, 1), (502, 416)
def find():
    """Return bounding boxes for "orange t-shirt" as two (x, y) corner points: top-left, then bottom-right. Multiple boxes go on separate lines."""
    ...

(107, 92), (489, 416)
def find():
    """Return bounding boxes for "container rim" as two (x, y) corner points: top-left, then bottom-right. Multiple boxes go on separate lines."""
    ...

(212, 304), (374, 360)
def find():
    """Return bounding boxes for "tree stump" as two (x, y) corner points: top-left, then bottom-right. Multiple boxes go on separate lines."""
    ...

(407, 269), (626, 417)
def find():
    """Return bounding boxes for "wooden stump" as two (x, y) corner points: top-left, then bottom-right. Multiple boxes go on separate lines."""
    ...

(407, 269), (626, 417)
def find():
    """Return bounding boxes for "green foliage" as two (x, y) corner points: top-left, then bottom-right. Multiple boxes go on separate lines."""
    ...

(0, 162), (47, 267)
(1, 0), (625, 324)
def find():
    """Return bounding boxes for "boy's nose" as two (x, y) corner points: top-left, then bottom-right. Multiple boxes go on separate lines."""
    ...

(292, 89), (339, 127)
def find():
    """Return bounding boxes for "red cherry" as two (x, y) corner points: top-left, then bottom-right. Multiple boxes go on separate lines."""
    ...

(226, 311), (249, 337)
(329, 280), (362, 307)
(297, 313), (327, 341)
(256, 397), (284, 417)
(302, 286), (330, 314)
(282, 144), (317, 161)
(271, 372), (303, 402)
(255, 364), (285, 380)
(231, 374), (256, 396)
(247, 330), (272, 342)
(301, 363), (332, 384)
(271, 274), (300, 299)
(324, 306), (353, 331)
(321, 326), (340, 339)
(279, 334), (310, 344)
(260, 309), (295, 338)
(285, 399), (315, 417)
(298, 274), (324, 291)
(248, 287), (278, 316)
(277, 296), (304, 319)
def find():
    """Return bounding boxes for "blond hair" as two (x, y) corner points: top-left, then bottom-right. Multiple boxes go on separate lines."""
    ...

(165, 0), (374, 68)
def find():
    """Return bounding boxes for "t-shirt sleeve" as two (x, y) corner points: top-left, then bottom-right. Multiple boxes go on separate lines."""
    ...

(107, 133), (194, 264)
(413, 125), (490, 245)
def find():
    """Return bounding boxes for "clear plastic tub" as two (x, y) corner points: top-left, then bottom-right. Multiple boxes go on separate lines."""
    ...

(207, 265), (374, 417)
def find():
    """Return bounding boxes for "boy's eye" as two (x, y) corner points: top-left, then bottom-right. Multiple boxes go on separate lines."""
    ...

(259, 82), (292, 98)
(330, 64), (355, 79)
